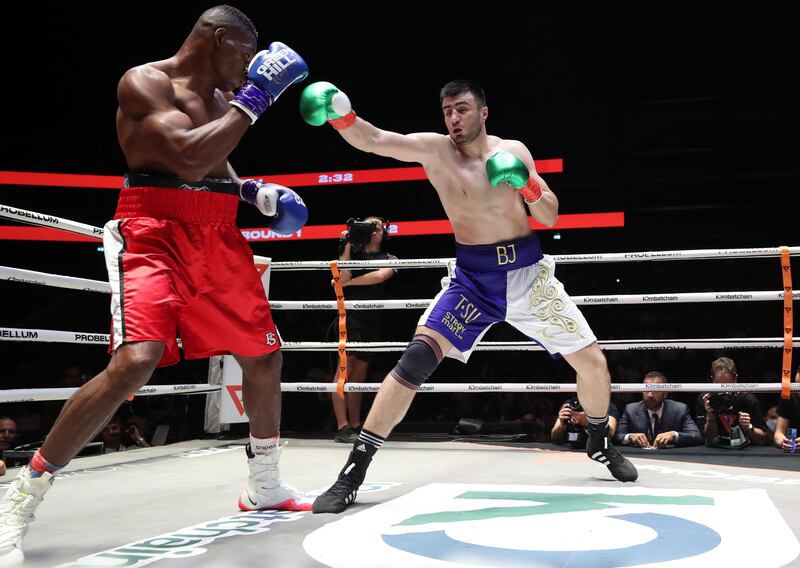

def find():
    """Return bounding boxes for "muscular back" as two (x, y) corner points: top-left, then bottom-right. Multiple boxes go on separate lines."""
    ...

(116, 58), (236, 179)
(421, 135), (536, 245)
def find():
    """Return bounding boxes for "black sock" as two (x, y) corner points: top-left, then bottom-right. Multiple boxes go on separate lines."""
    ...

(586, 415), (610, 439)
(354, 429), (384, 458)
(342, 429), (384, 478)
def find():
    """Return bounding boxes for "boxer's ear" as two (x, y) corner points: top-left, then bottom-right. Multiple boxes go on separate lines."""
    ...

(213, 27), (227, 46)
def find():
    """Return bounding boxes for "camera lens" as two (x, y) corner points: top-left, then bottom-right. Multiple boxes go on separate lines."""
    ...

(347, 220), (378, 246)
(709, 393), (734, 414)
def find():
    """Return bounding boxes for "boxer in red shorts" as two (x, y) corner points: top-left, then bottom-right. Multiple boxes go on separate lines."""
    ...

(1, 6), (310, 563)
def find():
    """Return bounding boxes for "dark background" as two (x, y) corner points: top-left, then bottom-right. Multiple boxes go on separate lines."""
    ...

(0, 4), (797, 438)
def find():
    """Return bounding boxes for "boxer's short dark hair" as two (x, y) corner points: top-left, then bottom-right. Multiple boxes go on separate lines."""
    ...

(201, 5), (257, 38)
(440, 80), (486, 108)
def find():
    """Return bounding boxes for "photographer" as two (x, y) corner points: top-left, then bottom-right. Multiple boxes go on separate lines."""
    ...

(696, 357), (770, 448)
(330, 217), (397, 443)
(551, 398), (618, 448)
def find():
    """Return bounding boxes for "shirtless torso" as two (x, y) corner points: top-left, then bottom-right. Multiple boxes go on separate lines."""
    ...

(419, 134), (542, 243)
(116, 39), (253, 181)
(337, 90), (558, 243)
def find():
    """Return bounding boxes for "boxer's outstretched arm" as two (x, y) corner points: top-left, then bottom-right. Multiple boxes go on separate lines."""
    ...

(340, 117), (442, 165)
(118, 66), (250, 180)
(300, 81), (442, 164)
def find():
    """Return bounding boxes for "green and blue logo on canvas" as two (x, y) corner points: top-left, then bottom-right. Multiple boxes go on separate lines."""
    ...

(304, 484), (799, 567)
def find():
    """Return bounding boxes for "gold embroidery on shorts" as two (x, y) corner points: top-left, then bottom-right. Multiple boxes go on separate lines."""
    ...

(528, 262), (583, 338)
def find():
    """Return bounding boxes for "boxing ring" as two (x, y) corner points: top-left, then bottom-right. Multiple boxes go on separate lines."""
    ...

(1, 204), (799, 567)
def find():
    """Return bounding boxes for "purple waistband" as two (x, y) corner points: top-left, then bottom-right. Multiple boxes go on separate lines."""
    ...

(455, 234), (544, 272)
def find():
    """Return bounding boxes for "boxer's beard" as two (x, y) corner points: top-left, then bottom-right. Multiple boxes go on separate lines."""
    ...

(453, 120), (482, 145)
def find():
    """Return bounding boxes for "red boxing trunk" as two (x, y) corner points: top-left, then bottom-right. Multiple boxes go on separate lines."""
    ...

(104, 177), (280, 367)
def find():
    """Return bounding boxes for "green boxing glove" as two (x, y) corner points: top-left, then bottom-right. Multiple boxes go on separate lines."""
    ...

(299, 81), (356, 130)
(486, 150), (542, 204)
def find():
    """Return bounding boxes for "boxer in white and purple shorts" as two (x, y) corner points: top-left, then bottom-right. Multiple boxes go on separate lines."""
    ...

(416, 234), (596, 368)
(307, 79), (638, 516)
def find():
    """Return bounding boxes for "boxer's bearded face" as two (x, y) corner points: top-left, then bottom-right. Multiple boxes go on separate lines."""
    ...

(442, 93), (486, 145)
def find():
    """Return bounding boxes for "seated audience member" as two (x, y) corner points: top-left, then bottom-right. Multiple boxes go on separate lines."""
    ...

(0, 418), (17, 453)
(551, 398), (618, 448)
(773, 368), (800, 452)
(616, 372), (703, 448)
(0, 417), (18, 476)
(696, 357), (770, 447)
(99, 415), (149, 454)
(765, 405), (779, 435)
(519, 398), (557, 442)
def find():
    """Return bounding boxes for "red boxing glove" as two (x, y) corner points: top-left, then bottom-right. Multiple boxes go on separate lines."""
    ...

(519, 178), (542, 204)
(329, 111), (356, 130)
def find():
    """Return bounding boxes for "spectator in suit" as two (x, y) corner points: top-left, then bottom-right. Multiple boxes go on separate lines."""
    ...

(616, 372), (703, 448)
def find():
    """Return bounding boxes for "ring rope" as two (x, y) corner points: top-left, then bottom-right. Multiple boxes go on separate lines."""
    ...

(0, 204), (103, 239)
(268, 291), (800, 309)
(270, 247), (800, 269)
(1, 265), (109, 293)
(2, 328), (797, 351)
(3, 382), (797, 404)
(2, 267), (797, 307)
(2, 203), (799, 266)
(279, 338), (800, 351)
(272, 259), (454, 270)
(0, 384), (220, 404)
(278, 382), (800, 394)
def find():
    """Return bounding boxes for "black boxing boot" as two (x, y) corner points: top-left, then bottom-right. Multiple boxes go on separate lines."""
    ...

(586, 416), (638, 482)
(313, 429), (383, 514)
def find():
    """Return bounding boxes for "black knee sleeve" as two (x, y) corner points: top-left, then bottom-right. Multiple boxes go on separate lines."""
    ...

(391, 334), (443, 389)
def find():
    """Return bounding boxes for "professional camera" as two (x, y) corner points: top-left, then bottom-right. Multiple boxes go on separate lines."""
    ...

(565, 398), (586, 449)
(709, 392), (735, 414)
(345, 218), (378, 246)
(566, 423), (587, 449)
(707, 391), (749, 449)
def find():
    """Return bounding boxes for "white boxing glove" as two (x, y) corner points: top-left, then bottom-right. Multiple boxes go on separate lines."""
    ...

(240, 179), (309, 234)
(240, 179), (279, 217)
